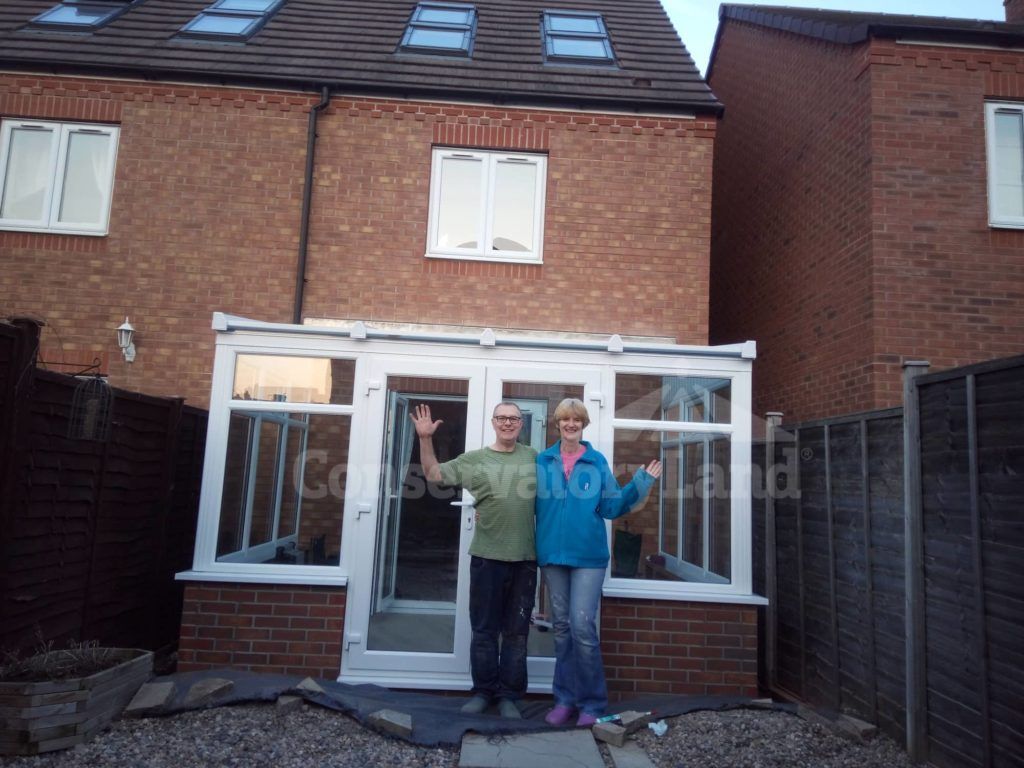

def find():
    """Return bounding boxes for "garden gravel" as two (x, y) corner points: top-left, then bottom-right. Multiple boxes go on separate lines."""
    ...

(0, 702), (913, 768)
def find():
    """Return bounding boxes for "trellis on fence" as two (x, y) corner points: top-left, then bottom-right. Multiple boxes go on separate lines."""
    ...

(0, 318), (207, 657)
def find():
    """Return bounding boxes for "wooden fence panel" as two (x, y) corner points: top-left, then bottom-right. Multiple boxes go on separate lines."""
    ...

(918, 359), (1024, 768)
(767, 410), (905, 747)
(864, 416), (905, 746)
(765, 356), (1022, 768)
(0, 320), (207, 657)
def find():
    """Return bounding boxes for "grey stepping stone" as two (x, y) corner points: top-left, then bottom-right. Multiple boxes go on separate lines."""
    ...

(183, 677), (234, 707)
(607, 741), (657, 768)
(459, 729), (604, 768)
(276, 695), (304, 713)
(618, 710), (656, 734)
(368, 708), (413, 739)
(593, 721), (627, 747)
(296, 677), (324, 694)
(124, 681), (175, 716)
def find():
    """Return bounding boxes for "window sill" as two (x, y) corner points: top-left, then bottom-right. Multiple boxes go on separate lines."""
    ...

(0, 224), (107, 237)
(603, 582), (768, 605)
(176, 569), (348, 587)
(425, 251), (542, 265)
(989, 220), (1024, 230)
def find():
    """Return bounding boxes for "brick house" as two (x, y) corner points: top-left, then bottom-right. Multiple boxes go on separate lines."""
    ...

(708, 4), (1024, 423)
(0, 0), (762, 697)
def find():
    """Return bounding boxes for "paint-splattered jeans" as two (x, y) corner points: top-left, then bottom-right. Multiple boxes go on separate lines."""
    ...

(542, 565), (607, 716)
(468, 556), (537, 701)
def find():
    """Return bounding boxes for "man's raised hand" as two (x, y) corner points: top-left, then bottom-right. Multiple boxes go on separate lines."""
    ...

(410, 404), (443, 438)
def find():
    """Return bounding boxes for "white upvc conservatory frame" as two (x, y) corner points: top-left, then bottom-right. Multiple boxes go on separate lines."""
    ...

(178, 313), (765, 607)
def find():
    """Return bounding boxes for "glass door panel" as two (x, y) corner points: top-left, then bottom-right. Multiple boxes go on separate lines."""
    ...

(368, 386), (467, 653)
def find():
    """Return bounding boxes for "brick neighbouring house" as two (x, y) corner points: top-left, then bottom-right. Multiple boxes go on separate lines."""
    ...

(0, 0), (761, 697)
(707, 4), (1024, 423)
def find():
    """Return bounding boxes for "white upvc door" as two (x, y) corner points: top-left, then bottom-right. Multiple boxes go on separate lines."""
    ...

(342, 357), (604, 688)
(342, 357), (486, 684)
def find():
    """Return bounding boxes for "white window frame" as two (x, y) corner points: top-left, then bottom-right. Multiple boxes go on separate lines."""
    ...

(605, 367), (756, 602)
(216, 410), (310, 564)
(426, 147), (547, 264)
(0, 119), (119, 236)
(984, 101), (1024, 229)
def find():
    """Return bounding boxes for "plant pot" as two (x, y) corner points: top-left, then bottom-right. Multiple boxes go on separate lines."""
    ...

(0, 648), (153, 756)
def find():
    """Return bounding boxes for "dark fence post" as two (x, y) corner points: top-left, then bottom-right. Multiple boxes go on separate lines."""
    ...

(764, 411), (782, 692)
(965, 374), (992, 768)
(903, 360), (929, 763)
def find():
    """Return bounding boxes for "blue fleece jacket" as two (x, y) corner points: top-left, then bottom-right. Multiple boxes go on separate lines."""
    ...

(535, 440), (656, 569)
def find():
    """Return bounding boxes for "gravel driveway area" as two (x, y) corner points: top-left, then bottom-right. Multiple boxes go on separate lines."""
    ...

(0, 701), (912, 768)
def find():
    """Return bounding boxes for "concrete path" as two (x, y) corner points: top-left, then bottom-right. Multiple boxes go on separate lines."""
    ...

(458, 729), (605, 768)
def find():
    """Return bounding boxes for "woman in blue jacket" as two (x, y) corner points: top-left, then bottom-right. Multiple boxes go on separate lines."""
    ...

(536, 398), (661, 727)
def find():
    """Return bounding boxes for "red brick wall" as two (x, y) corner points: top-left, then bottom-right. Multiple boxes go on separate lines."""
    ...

(866, 41), (1024, 407)
(709, 24), (1024, 423)
(603, 598), (758, 697)
(0, 76), (310, 405)
(709, 23), (876, 423)
(178, 583), (345, 678)
(2, 74), (715, 408)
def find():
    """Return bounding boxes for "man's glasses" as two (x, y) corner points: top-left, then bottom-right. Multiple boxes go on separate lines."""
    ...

(493, 415), (522, 424)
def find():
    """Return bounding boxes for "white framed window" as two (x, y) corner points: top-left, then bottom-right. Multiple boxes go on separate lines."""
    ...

(0, 119), (119, 236)
(426, 147), (547, 263)
(608, 371), (754, 600)
(985, 101), (1024, 229)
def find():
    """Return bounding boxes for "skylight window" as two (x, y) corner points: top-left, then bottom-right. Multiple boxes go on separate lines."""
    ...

(30, 0), (131, 30)
(542, 10), (615, 65)
(179, 0), (282, 41)
(400, 2), (476, 56)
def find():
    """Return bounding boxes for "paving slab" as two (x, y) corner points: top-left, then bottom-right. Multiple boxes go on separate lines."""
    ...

(124, 682), (175, 717)
(607, 741), (657, 768)
(459, 729), (604, 768)
(182, 678), (233, 708)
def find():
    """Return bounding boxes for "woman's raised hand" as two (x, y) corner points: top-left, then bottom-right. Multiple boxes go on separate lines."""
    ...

(644, 459), (663, 479)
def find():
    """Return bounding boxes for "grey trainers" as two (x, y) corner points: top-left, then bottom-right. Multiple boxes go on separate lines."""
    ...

(460, 694), (491, 715)
(498, 699), (522, 719)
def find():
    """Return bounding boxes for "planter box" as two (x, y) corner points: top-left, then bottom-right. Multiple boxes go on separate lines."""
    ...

(0, 649), (153, 756)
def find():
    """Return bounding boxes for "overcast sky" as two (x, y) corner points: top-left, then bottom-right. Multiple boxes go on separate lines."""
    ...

(661, 0), (1009, 76)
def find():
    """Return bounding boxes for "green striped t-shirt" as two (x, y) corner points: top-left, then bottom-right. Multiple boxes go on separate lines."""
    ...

(439, 443), (537, 562)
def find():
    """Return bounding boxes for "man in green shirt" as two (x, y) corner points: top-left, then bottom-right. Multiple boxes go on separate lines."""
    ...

(411, 401), (537, 719)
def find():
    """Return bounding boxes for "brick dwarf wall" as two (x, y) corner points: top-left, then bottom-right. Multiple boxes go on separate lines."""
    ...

(2, 74), (715, 408)
(709, 24), (1024, 423)
(179, 583), (758, 696)
(603, 599), (758, 698)
(178, 583), (345, 678)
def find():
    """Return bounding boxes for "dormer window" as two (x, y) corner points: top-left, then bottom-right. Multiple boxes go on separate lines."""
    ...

(541, 10), (615, 65)
(400, 2), (476, 56)
(179, 0), (282, 41)
(30, 0), (131, 30)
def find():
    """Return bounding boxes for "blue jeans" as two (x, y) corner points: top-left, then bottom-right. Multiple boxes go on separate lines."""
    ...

(542, 565), (607, 716)
(468, 556), (537, 701)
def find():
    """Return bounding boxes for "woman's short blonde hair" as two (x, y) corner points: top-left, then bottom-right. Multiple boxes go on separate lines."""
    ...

(552, 397), (590, 428)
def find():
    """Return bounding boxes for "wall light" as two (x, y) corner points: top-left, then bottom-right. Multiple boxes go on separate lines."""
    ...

(116, 317), (136, 363)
